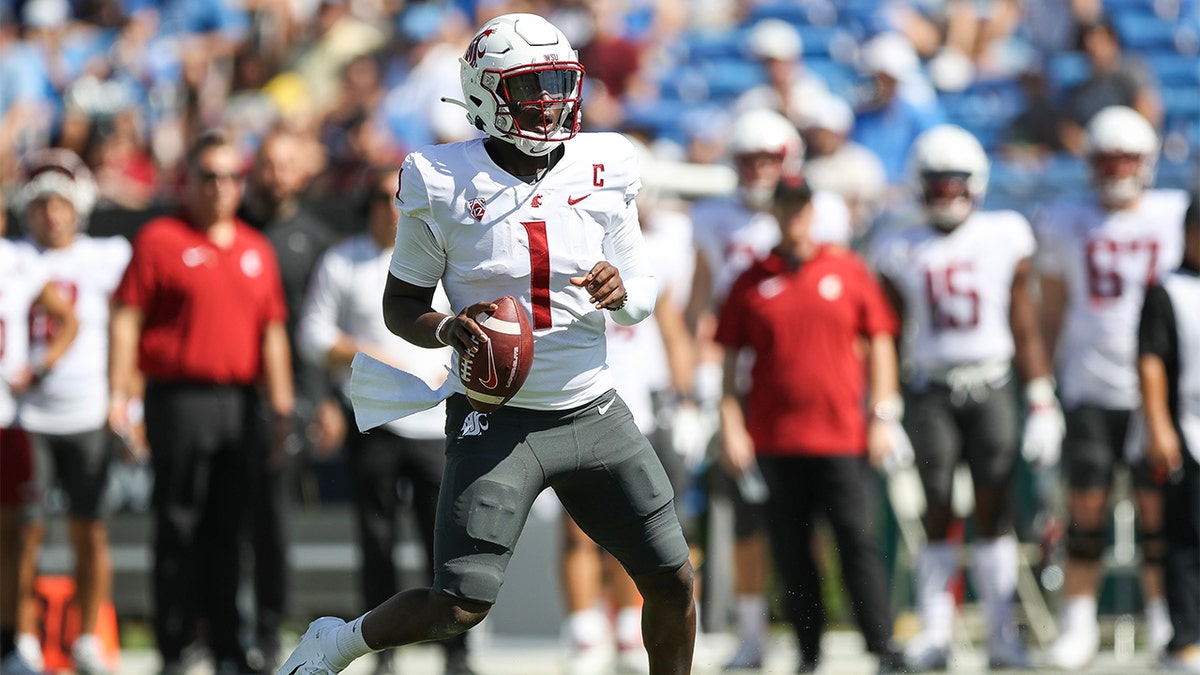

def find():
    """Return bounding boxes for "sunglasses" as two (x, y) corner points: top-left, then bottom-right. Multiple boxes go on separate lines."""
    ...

(196, 170), (245, 183)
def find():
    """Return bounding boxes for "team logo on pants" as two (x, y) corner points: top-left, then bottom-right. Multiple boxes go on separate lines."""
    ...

(458, 411), (489, 438)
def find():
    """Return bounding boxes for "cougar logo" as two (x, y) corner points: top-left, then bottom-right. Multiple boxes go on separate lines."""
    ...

(531, 194), (543, 207)
(464, 28), (495, 68)
(467, 197), (486, 220)
(458, 411), (489, 438)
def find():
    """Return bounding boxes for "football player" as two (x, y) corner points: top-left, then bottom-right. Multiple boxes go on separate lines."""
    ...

(0, 195), (79, 675)
(276, 14), (695, 675)
(870, 125), (1062, 670)
(1036, 106), (1189, 669)
(11, 150), (128, 675)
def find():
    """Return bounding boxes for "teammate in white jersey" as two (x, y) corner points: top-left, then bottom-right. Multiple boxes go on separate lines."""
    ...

(685, 106), (853, 671)
(1035, 106), (1189, 669)
(277, 14), (694, 675)
(871, 125), (1062, 670)
(10, 150), (122, 675)
(0, 199), (78, 675)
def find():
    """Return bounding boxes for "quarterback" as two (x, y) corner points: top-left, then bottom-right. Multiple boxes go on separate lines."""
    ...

(276, 14), (695, 675)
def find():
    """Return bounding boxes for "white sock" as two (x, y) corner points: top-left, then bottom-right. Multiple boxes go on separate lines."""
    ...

(615, 607), (642, 648)
(16, 633), (43, 668)
(971, 536), (1019, 642)
(568, 606), (610, 646)
(321, 614), (374, 671)
(735, 595), (767, 650)
(916, 542), (958, 645)
(1060, 595), (1098, 635)
(1145, 597), (1173, 651)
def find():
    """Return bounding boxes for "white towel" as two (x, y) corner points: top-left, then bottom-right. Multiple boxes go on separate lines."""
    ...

(348, 352), (456, 432)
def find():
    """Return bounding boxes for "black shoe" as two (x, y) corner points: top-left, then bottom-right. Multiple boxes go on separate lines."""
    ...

(877, 647), (911, 674)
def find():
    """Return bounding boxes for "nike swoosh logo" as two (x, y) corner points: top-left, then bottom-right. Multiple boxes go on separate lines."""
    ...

(598, 397), (615, 415)
(478, 341), (500, 390)
(286, 664), (303, 675)
(567, 194), (591, 205)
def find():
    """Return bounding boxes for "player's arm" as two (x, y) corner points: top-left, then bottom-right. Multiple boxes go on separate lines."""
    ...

(1038, 273), (1066, 363)
(587, 190), (657, 325)
(684, 250), (712, 336)
(717, 347), (754, 476)
(1010, 257), (1054, 383)
(1137, 283), (1182, 476)
(27, 283), (79, 386)
(383, 273), (494, 356)
(656, 287), (696, 398)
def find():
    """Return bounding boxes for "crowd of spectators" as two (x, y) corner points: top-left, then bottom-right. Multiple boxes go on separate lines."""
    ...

(1, 0), (1196, 220)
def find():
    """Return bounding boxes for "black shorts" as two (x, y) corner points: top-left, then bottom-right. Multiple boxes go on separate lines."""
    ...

(26, 428), (113, 520)
(1064, 405), (1155, 490)
(433, 392), (690, 604)
(905, 379), (1018, 508)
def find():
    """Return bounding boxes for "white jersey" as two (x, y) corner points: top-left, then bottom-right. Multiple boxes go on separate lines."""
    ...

(1162, 270), (1200, 462)
(604, 208), (694, 433)
(299, 233), (451, 439)
(1035, 190), (1188, 408)
(0, 240), (48, 427)
(871, 211), (1035, 373)
(389, 133), (653, 411)
(17, 235), (131, 433)
(692, 190), (850, 306)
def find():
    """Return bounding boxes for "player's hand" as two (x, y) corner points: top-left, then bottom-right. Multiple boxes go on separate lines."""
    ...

(438, 301), (498, 356)
(671, 401), (713, 471)
(1021, 404), (1065, 470)
(870, 419), (914, 474)
(1146, 423), (1183, 483)
(570, 261), (626, 310)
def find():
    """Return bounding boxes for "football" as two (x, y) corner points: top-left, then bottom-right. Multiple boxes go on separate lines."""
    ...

(460, 295), (535, 413)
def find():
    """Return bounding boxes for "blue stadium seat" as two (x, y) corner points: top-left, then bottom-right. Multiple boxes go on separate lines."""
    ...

(1162, 85), (1200, 118)
(701, 59), (766, 99)
(1113, 12), (1178, 50)
(1147, 53), (1200, 85)
(1048, 52), (1091, 93)
(682, 28), (749, 60)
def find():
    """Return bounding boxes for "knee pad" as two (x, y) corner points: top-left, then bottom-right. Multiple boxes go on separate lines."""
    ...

(1137, 528), (1166, 566)
(1066, 525), (1107, 562)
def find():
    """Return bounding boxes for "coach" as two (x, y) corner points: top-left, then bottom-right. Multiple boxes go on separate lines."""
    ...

(108, 130), (293, 675)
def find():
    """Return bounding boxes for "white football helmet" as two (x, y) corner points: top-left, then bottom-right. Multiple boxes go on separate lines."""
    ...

(451, 13), (584, 157)
(910, 124), (989, 229)
(1085, 105), (1158, 208)
(729, 108), (803, 210)
(14, 148), (99, 225)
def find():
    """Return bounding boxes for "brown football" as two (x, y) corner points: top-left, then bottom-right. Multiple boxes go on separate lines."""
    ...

(460, 295), (535, 413)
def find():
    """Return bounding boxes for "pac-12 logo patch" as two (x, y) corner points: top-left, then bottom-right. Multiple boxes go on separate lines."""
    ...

(467, 198), (486, 221)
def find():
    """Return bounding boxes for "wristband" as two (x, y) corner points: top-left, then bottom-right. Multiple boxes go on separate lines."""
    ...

(434, 315), (454, 346)
(871, 397), (904, 422)
(605, 294), (628, 312)
(1025, 376), (1057, 409)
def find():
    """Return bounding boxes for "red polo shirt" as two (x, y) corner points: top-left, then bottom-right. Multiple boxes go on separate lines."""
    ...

(114, 214), (287, 385)
(715, 246), (898, 456)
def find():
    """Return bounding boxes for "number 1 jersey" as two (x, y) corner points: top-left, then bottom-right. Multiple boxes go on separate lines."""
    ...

(389, 133), (653, 411)
(1034, 189), (1188, 408)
